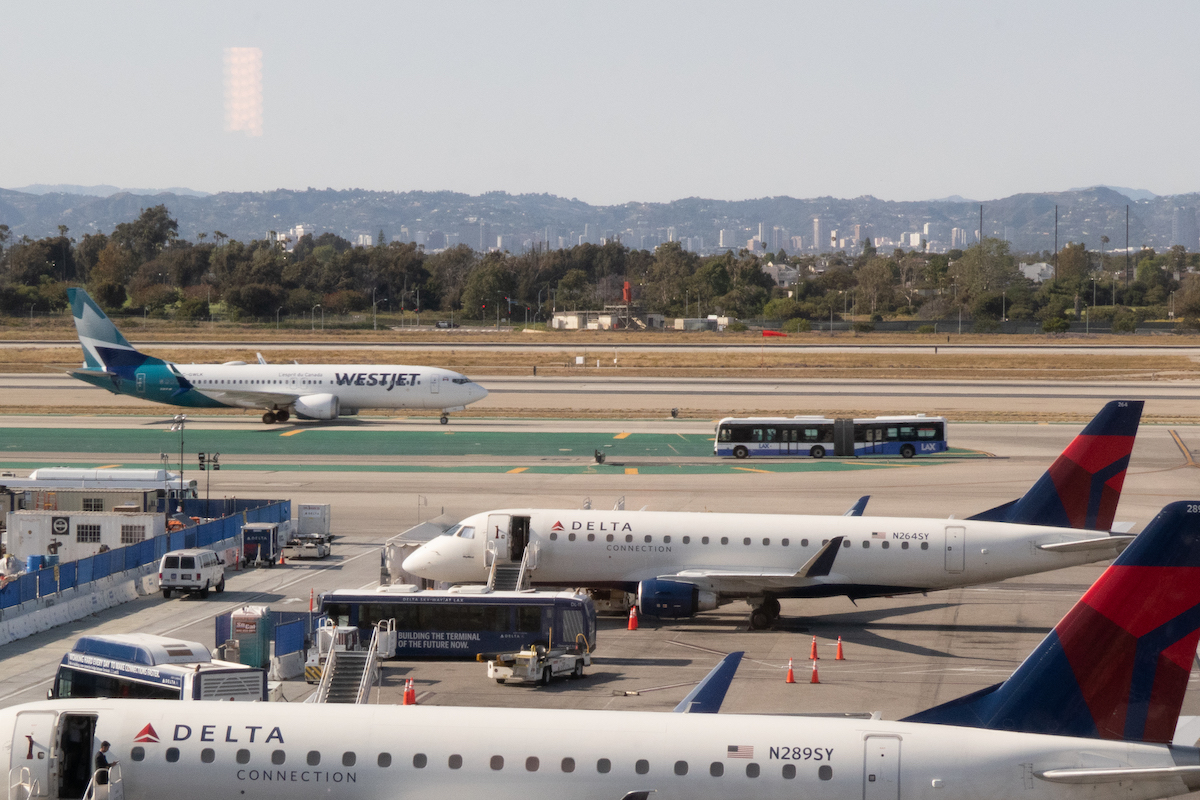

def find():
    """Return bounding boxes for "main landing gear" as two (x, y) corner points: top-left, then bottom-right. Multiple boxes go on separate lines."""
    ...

(748, 595), (782, 631)
(262, 409), (291, 425)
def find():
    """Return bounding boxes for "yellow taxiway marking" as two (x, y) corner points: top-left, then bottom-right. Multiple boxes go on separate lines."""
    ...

(93, 464), (123, 469)
(732, 466), (773, 474)
(614, 432), (632, 439)
(280, 429), (305, 437)
(507, 467), (529, 474)
(625, 468), (639, 475)
(1169, 430), (1198, 467)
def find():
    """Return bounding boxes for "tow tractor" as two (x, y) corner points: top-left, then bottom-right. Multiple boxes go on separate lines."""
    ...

(487, 634), (591, 686)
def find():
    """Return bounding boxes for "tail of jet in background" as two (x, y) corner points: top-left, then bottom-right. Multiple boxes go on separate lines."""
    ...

(968, 400), (1143, 531)
(68, 287), (179, 395)
(906, 500), (1200, 743)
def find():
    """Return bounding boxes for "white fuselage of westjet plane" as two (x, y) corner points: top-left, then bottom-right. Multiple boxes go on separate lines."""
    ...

(2, 699), (1197, 800)
(402, 508), (1131, 624)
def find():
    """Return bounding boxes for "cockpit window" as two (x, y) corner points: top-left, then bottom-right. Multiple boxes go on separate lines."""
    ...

(456, 526), (475, 539)
(452, 377), (471, 384)
(444, 524), (462, 538)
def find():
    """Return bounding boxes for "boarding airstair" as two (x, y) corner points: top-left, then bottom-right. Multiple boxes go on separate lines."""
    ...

(486, 546), (534, 592)
(312, 621), (391, 704)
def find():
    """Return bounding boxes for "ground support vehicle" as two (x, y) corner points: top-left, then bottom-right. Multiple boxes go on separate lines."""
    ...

(488, 645), (590, 685)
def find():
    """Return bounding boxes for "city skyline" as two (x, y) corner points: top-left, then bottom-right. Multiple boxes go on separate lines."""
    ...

(2, 2), (1199, 206)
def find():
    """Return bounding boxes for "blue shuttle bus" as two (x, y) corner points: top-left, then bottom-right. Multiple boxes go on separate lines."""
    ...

(715, 414), (948, 459)
(319, 586), (597, 658)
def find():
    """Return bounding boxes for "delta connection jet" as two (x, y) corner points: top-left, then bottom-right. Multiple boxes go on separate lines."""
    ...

(7, 500), (1200, 800)
(404, 401), (1143, 628)
(66, 288), (487, 424)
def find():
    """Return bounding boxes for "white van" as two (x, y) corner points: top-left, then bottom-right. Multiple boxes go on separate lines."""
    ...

(159, 548), (225, 599)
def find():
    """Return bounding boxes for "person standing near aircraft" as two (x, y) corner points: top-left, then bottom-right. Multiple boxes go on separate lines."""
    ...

(66, 288), (487, 424)
(93, 741), (114, 785)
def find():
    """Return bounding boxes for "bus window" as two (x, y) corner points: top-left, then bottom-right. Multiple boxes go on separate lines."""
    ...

(324, 603), (352, 627)
(802, 428), (819, 442)
(918, 426), (939, 439)
(718, 428), (731, 442)
(899, 426), (916, 440)
(516, 606), (543, 633)
(752, 429), (763, 443)
(886, 427), (899, 440)
(764, 428), (777, 443)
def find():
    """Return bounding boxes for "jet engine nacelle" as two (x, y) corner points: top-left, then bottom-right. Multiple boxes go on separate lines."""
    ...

(293, 393), (340, 420)
(636, 579), (719, 619)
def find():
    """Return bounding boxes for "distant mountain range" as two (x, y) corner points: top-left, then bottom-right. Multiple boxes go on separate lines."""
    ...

(1, 185), (1197, 254)
(12, 184), (211, 198)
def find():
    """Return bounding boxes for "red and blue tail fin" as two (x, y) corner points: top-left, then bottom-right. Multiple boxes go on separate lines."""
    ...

(905, 501), (1200, 743)
(968, 400), (1143, 530)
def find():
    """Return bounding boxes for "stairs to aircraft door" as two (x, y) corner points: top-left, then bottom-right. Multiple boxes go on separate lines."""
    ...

(491, 564), (523, 591)
(322, 651), (371, 703)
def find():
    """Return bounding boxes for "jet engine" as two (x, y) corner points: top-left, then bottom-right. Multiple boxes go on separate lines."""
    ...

(293, 393), (340, 420)
(636, 579), (719, 619)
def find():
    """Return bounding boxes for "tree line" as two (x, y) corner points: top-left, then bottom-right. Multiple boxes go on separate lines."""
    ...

(1, 205), (1198, 330)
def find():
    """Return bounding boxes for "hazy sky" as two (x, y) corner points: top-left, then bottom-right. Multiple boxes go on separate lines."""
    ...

(3, 1), (1198, 205)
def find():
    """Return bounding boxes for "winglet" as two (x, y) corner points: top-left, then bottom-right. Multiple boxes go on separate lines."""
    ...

(904, 501), (1200, 743)
(797, 536), (843, 578)
(673, 652), (744, 713)
(843, 496), (870, 517)
(967, 400), (1143, 530)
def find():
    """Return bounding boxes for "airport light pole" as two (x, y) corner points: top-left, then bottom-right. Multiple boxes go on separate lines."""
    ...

(169, 415), (186, 513)
(276, 307), (282, 328)
(311, 304), (321, 331)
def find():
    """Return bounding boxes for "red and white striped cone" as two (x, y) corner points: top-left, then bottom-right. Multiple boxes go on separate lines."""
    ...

(785, 658), (795, 684)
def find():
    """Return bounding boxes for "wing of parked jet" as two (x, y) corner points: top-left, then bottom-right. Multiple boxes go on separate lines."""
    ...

(672, 651), (744, 713)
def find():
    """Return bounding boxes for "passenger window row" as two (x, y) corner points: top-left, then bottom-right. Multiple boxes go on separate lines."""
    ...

(131, 747), (833, 780)
(546, 531), (931, 551)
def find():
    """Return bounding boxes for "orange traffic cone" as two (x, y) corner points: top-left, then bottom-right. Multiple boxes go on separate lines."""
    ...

(627, 604), (639, 631)
(810, 660), (820, 684)
(785, 658), (795, 684)
(403, 679), (416, 705)
(809, 636), (819, 660)
(279, 551), (285, 566)
(835, 636), (845, 660)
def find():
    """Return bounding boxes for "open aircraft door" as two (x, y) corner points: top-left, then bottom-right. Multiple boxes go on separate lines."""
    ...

(945, 526), (965, 573)
(488, 515), (511, 562)
(10, 711), (56, 798)
(863, 736), (901, 800)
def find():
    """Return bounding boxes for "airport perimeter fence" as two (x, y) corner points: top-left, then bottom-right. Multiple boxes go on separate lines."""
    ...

(0, 499), (290, 610)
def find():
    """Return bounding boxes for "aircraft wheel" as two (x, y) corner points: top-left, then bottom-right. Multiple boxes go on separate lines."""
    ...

(440, 415), (449, 425)
(762, 596), (781, 619)
(495, 678), (505, 684)
(749, 608), (772, 630)
(900, 444), (915, 459)
(810, 445), (826, 459)
(733, 445), (749, 459)
(262, 411), (277, 425)
(276, 409), (290, 422)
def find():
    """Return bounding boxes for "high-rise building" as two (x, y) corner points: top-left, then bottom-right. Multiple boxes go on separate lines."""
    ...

(719, 229), (733, 248)
(812, 218), (823, 252)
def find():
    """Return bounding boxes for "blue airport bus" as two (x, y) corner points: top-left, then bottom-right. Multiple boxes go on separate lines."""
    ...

(715, 414), (948, 459)
(50, 634), (267, 701)
(319, 586), (597, 658)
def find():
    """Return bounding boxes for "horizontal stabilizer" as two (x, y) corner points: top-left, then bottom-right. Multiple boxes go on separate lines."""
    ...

(673, 651), (743, 713)
(1036, 766), (1200, 784)
(843, 496), (870, 517)
(797, 536), (843, 578)
(1036, 534), (1135, 553)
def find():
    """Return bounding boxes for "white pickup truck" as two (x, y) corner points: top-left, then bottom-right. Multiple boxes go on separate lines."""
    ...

(488, 645), (590, 685)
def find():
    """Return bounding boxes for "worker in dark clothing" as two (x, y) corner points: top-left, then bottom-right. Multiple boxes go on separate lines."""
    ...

(94, 741), (115, 785)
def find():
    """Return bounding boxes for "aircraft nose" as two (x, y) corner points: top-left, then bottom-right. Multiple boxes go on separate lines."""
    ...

(472, 383), (489, 400)
(402, 549), (431, 575)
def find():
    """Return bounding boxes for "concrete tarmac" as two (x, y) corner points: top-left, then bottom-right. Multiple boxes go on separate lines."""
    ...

(2, 415), (1199, 721)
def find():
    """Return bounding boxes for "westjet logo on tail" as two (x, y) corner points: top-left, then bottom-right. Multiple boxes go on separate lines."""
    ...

(134, 724), (159, 743)
(334, 372), (419, 391)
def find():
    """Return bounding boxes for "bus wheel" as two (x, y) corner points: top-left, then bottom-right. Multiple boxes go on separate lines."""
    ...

(900, 444), (915, 459)
(810, 445), (825, 459)
(733, 445), (749, 459)
(541, 667), (552, 686)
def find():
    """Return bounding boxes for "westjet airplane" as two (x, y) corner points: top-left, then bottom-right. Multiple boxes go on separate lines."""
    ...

(6, 500), (1200, 800)
(405, 401), (1144, 628)
(66, 288), (487, 424)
